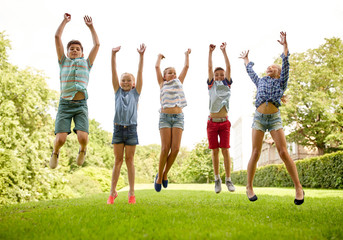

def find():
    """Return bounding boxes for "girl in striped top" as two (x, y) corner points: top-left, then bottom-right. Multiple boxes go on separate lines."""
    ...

(154, 49), (191, 192)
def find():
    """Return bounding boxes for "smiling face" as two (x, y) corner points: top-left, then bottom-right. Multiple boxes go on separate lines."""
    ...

(163, 67), (177, 81)
(214, 69), (225, 81)
(266, 64), (281, 78)
(120, 73), (134, 91)
(67, 44), (84, 59)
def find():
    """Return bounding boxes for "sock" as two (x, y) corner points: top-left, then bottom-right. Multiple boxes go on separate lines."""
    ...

(225, 177), (231, 182)
(215, 174), (220, 181)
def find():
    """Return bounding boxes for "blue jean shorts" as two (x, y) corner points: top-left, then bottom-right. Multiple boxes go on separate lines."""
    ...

(252, 110), (283, 132)
(55, 98), (89, 135)
(112, 124), (139, 145)
(159, 113), (184, 130)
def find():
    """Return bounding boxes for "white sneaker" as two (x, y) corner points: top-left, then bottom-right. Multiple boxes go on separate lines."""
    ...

(214, 178), (222, 194)
(226, 180), (236, 192)
(50, 152), (59, 169)
(76, 149), (86, 166)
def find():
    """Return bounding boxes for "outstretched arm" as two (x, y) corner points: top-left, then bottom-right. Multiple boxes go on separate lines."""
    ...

(178, 48), (191, 83)
(220, 42), (231, 80)
(55, 13), (71, 61)
(240, 50), (260, 85)
(208, 44), (215, 81)
(84, 15), (100, 66)
(155, 54), (164, 87)
(135, 43), (146, 94)
(277, 31), (288, 56)
(111, 46), (121, 93)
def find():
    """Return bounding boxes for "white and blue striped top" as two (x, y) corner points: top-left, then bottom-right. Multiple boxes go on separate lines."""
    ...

(160, 78), (187, 109)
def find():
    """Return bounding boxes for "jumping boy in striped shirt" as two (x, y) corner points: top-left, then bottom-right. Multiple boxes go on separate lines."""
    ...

(50, 13), (100, 169)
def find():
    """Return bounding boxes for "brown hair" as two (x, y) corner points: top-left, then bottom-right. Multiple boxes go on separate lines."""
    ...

(67, 40), (83, 52)
(214, 67), (225, 73)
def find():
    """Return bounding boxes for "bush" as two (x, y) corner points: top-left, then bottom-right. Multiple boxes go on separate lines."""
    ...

(231, 151), (343, 189)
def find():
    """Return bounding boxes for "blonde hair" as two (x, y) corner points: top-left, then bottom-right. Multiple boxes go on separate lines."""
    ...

(163, 67), (176, 78)
(121, 72), (135, 82)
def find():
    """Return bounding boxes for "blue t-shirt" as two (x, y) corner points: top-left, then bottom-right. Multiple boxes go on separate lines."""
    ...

(114, 87), (140, 126)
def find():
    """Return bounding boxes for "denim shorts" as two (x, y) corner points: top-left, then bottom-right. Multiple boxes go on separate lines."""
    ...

(252, 110), (283, 132)
(112, 124), (139, 145)
(55, 98), (89, 134)
(159, 113), (184, 130)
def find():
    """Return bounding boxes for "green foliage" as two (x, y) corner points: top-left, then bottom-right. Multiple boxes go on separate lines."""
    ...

(231, 151), (343, 189)
(278, 37), (343, 153)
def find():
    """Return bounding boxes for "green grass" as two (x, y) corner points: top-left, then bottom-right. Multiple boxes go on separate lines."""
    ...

(0, 184), (342, 240)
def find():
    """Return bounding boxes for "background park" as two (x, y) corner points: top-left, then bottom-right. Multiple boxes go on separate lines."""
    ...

(1, 0), (343, 239)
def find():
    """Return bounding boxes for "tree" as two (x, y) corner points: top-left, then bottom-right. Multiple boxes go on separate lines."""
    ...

(279, 38), (343, 154)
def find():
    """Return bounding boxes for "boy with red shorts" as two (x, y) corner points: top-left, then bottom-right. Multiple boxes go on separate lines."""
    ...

(207, 42), (235, 194)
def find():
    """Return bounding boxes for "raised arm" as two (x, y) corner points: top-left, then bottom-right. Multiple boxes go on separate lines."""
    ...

(208, 44), (215, 81)
(220, 42), (231, 80)
(155, 54), (164, 87)
(277, 31), (288, 56)
(240, 50), (260, 86)
(135, 43), (146, 94)
(84, 15), (100, 66)
(178, 48), (191, 83)
(111, 46), (121, 93)
(55, 13), (71, 61)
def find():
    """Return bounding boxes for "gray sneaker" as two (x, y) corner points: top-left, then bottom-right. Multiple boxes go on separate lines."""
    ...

(226, 180), (236, 192)
(214, 179), (222, 194)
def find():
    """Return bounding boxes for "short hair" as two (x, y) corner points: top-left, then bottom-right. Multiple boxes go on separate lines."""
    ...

(214, 67), (225, 73)
(67, 40), (83, 52)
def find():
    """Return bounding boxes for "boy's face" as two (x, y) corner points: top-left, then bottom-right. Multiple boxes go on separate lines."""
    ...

(120, 74), (134, 91)
(164, 68), (177, 81)
(67, 44), (84, 59)
(266, 64), (280, 78)
(214, 70), (225, 81)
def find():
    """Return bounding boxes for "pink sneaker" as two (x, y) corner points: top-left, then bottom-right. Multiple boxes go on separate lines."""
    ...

(128, 195), (136, 204)
(107, 192), (118, 204)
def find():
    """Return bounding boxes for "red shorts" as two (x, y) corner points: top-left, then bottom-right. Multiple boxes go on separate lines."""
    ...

(207, 118), (231, 149)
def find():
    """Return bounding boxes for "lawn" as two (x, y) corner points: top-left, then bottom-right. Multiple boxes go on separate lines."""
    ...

(0, 184), (342, 240)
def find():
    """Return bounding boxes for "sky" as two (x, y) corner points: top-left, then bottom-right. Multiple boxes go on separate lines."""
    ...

(1, 0), (343, 150)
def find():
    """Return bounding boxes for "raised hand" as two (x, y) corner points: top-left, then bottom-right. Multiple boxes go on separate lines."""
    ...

(277, 31), (287, 46)
(84, 15), (93, 28)
(185, 48), (191, 55)
(112, 46), (121, 53)
(239, 50), (250, 59)
(137, 43), (146, 55)
(64, 13), (71, 22)
(220, 42), (227, 51)
(158, 53), (165, 59)
(209, 44), (216, 52)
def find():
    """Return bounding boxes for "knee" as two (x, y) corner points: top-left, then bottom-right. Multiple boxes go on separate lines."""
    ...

(160, 146), (170, 156)
(250, 149), (261, 162)
(55, 134), (67, 146)
(212, 148), (219, 156)
(115, 157), (124, 166)
(170, 146), (180, 156)
(278, 148), (290, 160)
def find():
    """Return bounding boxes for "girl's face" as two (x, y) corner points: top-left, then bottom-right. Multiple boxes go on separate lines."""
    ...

(266, 64), (281, 78)
(67, 44), (84, 59)
(164, 68), (177, 81)
(214, 70), (225, 81)
(120, 74), (134, 91)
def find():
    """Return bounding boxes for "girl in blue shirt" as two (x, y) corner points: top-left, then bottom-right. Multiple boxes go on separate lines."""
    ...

(240, 32), (304, 205)
(107, 44), (146, 205)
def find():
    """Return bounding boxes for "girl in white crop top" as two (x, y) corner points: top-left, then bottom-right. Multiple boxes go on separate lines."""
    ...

(153, 49), (191, 192)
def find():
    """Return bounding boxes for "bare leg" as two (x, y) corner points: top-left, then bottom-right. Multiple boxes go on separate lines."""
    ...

(270, 129), (304, 200)
(162, 127), (183, 180)
(211, 148), (220, 176)
(246, 129), (265, 198)
(53, 132), (68, 154)
(109, 143), (125, 197)
(124, 145), (136, 197)
(158, 128), (172, 184)
(221, 148), (231, 178)
(76, 130), (88, 152)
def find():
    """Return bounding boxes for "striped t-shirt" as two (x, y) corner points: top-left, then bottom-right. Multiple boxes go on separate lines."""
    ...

(59, 54), (92, 100)
(160, 78), (187, 109)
